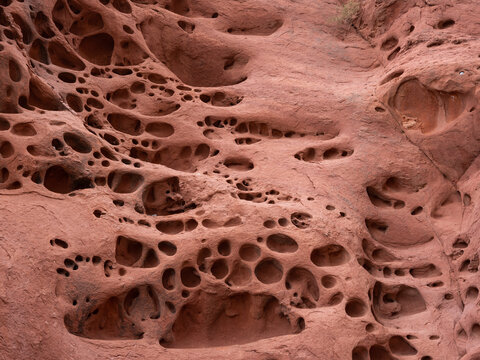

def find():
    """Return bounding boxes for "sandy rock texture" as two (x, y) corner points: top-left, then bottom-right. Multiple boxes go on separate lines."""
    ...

(0, 0), (479, 358)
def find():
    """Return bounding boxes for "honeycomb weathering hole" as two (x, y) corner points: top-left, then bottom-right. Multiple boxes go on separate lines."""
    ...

(391, 78), (471, 133)
(79, 33), (114, 65)
(107, 113), (143, 135)
(266, 233), (298, 253)
(43, 165), (93, 194)
(145, 122), (174, 137)
(310, 244), (350, 266)
(142, 177), (193, 216)
(255, 258), (283, 284)
(64, 296), (143, 340)
(63, 132), (92, 153)
(140, 16), (249, 87)
(161, 292), (303, 348)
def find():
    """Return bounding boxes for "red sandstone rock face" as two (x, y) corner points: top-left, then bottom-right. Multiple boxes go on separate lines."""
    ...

(0, 0), (480, 358)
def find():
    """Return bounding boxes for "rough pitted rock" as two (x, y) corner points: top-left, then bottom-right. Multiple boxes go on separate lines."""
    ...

(0, 0), (480, 359)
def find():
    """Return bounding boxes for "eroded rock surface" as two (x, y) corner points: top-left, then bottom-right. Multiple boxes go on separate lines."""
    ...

(0, 0), (480, 359)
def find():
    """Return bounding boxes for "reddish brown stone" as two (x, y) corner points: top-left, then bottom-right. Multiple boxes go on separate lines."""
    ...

(0, 0), (479, 359)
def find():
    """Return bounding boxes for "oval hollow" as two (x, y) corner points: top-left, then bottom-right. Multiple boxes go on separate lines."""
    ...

(254, 258), (283, 284)
(267, 233), (298, 253)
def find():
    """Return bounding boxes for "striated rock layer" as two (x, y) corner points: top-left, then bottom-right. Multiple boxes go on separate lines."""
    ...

(0, 0), (480, 358)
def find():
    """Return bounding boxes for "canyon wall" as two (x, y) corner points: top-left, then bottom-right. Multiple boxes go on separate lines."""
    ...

(0, 0), (480, 359)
